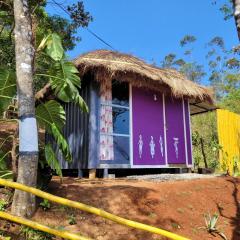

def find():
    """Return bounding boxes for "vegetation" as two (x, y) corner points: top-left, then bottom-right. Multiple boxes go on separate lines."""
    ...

(0, 0), (92, 216)
(39, 199), (51, 211)
(161, 30), (240, 172)
(0, 200), (8, 212)
(68, 214), (77, 225)
(204, 213), (227, 239)
(20, 226), (54, 240)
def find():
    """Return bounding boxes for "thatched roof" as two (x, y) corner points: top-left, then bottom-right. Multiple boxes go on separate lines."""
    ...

(74, 50), (214, 103)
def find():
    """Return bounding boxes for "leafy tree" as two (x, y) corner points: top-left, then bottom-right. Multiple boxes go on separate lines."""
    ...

(213, 0), (240, 40)
(0, 32), (88, 217)
(220, 89), (240, 113)
(161, 35), (206, 83)
(192, 113), (220, 170)
(180, 35), (196, 47)
(161, 32), (239, 170)
(206, 36), (240, 98)
(0, 0), (91, 217)
(0, 0), (92, 89)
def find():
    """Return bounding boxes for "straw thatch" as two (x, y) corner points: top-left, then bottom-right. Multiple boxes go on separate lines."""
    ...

(74, 50), (214, 103)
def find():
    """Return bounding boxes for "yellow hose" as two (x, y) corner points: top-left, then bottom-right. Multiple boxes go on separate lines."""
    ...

(0, 178), (190, 240)
(0, 211), (91, 240)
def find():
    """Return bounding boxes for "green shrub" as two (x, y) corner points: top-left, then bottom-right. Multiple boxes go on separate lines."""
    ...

(39, 199), (51, 211)
(20, 226), (53, 240)
(0, 199), (8, 211)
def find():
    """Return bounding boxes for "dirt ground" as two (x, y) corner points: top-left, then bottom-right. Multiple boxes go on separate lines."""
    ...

(1, 176), (240, 240)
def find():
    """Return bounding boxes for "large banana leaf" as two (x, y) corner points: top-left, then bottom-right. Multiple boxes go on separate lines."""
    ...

(50, 123), (72, 162)
(37, 62), (88, 112)
(38, 33), (64, 61)
(49, 60), (79, 99)
(0, 68), (16, 116)
(36, 100), (66, 131)
(36, 100), (72, 164)
(45, 143), (62, 177)
(49, 60), (88, 112)
(37, 33), (88, 112)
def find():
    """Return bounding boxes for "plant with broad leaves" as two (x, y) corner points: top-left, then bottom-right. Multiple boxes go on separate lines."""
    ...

(0, 199), (8, 211)
(36, 34), (88, 112)
(0, 33), (88, 178)
(204, 213), (228, 240)
(39, 199), (51, 211)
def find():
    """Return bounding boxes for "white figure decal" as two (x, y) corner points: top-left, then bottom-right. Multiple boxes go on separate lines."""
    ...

(149, 136), (155, 158)
(173, 137), (179, 159)
(159, 135), (164, 157)
(138, 134), (143, 158)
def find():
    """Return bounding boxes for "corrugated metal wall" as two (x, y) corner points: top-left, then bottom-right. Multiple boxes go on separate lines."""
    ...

(217, 109), (240, 175)
(47, 74), (100, 170)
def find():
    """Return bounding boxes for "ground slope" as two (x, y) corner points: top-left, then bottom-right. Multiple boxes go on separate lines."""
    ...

(37, 176), (240, 240)
(1, 176), (240, 240)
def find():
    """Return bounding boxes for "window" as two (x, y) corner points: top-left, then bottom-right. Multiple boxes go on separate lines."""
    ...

(99, 80), (130, 164)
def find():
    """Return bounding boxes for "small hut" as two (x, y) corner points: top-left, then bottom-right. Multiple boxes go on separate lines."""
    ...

(53, 50), (215, 176)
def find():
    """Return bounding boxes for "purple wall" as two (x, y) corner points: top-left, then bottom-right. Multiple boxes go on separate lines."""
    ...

(132, 87), (192, 166)
(165, 97), (186, 164)
(184, 100), (193, 165)
(132, 87), (166, 165)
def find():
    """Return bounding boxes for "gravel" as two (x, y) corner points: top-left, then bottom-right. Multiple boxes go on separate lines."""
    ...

(126, 173), (222, 182)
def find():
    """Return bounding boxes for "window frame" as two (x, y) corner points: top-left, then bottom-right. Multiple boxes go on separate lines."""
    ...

(99, 82), (131, 164)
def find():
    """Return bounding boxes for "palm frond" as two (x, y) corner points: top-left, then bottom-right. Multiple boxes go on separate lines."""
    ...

(45, 144), (62, 177)
(50, 123), (72, 162)
(37, 60), (88, 112)
(36, 100), (66, 131)
(37, 33), (64, 61)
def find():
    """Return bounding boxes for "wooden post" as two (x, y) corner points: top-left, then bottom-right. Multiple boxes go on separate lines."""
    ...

(78, 169), (83, 178)
(89, 169), (96, 179)
(103, 169), (109, 179)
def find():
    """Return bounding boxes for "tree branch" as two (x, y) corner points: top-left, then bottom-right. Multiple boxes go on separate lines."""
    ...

(35, 82), (51, 100)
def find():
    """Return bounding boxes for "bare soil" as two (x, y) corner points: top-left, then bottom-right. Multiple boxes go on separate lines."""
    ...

(1, 176), (240, 240)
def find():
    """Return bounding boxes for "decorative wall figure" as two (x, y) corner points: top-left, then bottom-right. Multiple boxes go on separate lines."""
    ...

(173, 137), (179, 159)
(159, 135), (164, 157)
(149, 136), (155, 158)
(138, 134), (143, 158)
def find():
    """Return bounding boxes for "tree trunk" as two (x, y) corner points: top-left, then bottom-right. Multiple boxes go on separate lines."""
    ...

(200, 138), (208, 169)
(11, 128), (18, 181)
(233, 0), (240, 40)
(11, 0), (39, 218)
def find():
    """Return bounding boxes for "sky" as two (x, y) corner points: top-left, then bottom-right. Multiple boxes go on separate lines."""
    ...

(46, 0), (239, 85)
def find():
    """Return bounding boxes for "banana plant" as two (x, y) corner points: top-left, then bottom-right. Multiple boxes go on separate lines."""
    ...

(0, 33), (88, 178)
(36, 33), (88, 112)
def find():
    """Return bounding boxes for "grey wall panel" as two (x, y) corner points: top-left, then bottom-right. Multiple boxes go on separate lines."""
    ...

(46, 74), (100, 170)
(88, 80), (100, 169)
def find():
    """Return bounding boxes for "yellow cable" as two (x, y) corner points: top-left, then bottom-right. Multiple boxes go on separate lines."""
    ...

(0, 178), (190, 240)
(0, 211), (90, 240)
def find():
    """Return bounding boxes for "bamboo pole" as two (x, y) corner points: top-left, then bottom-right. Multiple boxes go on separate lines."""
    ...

(0, 178), (190, 240)
(0, 211), (91, 240)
